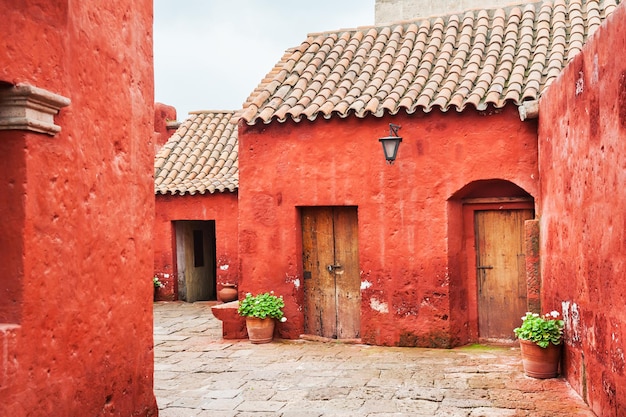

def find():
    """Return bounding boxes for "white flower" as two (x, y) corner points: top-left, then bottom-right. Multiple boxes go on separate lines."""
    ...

(532, 313), (540, 318)
(550, 311), (560, 318)
(280, 317), (287, 322)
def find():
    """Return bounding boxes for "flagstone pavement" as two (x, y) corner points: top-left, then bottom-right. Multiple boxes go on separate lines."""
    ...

(153, 302), (595, 417)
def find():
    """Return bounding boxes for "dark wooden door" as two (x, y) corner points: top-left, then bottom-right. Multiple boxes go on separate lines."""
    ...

(475, 209), (533, 340)
(175, 220), (216, 302)
(302, 207), (360, 339)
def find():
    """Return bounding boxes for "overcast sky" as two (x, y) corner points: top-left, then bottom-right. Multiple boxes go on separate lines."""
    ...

(154, 1), (375, 119)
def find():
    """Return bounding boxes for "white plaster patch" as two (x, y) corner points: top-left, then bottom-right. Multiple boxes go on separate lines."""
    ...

(370, 298), (388, 314)
(437, 269), (450, 287)
(284, 273), (300, 287)
(219, 264), (229, 270)
(562, 300), (581, 344)
(612, 343), (625, 373)
(360, 281), (372, 290)
(575, 71), (584, 96)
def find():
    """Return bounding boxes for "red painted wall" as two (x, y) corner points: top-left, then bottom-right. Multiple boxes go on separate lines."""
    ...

(0, 1), (156, 416)
(154, 193), (239, 300)
(538, 5), (626, 415)
(154, 102), (178, 148)
(238, 104), (538, 347)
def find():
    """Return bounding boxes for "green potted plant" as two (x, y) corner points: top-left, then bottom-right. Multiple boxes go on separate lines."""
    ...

(153, 276), (165, 301)
(238, 292), (286, 344)
(514, 311), (565, 378)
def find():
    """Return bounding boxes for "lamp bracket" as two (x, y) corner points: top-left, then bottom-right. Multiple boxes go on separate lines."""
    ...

(389, 123), (401, 137)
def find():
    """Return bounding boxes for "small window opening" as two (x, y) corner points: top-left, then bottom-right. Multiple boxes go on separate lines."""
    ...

(193, 230), (204, 267)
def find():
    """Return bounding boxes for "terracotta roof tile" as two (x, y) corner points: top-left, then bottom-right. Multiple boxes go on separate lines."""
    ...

(241, 0), (618, 125)
(154, 111), (238, 195)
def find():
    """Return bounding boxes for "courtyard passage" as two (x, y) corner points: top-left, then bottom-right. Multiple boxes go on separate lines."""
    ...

(154, 302), (594, 417)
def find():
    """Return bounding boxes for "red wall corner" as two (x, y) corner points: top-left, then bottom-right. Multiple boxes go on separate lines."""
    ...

(154, 102), (178, 147)
(0, 2), (157, 416)
(538, 3), (626, 415)
(524, 219), (541, 313)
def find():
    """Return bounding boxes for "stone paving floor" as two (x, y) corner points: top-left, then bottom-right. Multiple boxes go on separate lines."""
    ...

(154, 302), (595, 417)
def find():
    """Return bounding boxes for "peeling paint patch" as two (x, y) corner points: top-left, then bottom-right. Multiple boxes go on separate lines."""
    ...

(562, 300), (581, 344)
(611, 344), (625, 373)
(360, 281), (372, 290)
(284, 274), (301, 290)
(370, 298), (388, 314)
(576, 71), (584, 95)
(219, 265), (229, 270)
(395, 303), (417, 317)
(438, 270), (450, 287)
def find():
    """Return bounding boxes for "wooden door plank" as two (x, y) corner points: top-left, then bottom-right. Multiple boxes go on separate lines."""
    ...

(333, 207), (360, 339)
(302, 207), (337, 338)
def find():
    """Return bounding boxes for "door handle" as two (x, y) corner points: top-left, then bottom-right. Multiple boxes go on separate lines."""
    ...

(327, 264), (342, 273)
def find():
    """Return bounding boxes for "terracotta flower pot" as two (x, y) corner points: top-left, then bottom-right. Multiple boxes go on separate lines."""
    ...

(519, 339), (562, 378)
(245, 317), (275, 344)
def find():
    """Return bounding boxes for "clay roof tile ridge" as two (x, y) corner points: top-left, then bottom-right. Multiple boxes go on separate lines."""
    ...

(235, 0), (615, 123)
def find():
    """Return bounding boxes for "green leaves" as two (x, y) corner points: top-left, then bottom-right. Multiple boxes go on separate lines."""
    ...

(153, 276), (165, 288)
(514, 311), (564, 348)
(238, 292), (285, 320)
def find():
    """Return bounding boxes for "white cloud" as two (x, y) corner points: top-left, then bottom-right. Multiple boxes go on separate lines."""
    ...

(154, 0), (375, 119)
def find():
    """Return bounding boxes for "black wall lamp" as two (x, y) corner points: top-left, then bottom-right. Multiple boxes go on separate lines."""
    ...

(378, 123), (402, 164)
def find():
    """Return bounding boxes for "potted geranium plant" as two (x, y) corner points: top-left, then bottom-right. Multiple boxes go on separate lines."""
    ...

(514, 311), (564, 378)
(153, 276), (165, 301)
(237, 292), (286, 344)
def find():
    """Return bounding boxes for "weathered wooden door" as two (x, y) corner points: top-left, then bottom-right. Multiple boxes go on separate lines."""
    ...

(301, 207), (360, 339)
(174, 220), (216, 302)
(475, 209), (534, 340)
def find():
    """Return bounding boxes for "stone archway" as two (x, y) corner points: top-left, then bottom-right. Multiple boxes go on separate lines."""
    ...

(447, 179), (536, 344)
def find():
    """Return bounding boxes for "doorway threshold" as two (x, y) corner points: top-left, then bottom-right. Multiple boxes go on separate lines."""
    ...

(479, 337), (518, 347)
(299, 334), (363, 344)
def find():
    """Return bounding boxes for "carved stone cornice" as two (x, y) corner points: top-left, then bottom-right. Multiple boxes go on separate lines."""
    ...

(0, 83), (71, 136)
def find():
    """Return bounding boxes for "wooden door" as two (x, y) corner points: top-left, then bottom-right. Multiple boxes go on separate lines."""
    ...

(301, 207), (360, 339)
(174, 221), (216, 302)
(475, 209), (533, 340)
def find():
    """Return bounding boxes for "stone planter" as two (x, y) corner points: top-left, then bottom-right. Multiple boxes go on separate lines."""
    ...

(519, 339), (561, 378)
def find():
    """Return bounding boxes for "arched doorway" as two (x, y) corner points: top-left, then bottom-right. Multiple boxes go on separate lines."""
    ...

(450, 179), (535, 344)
